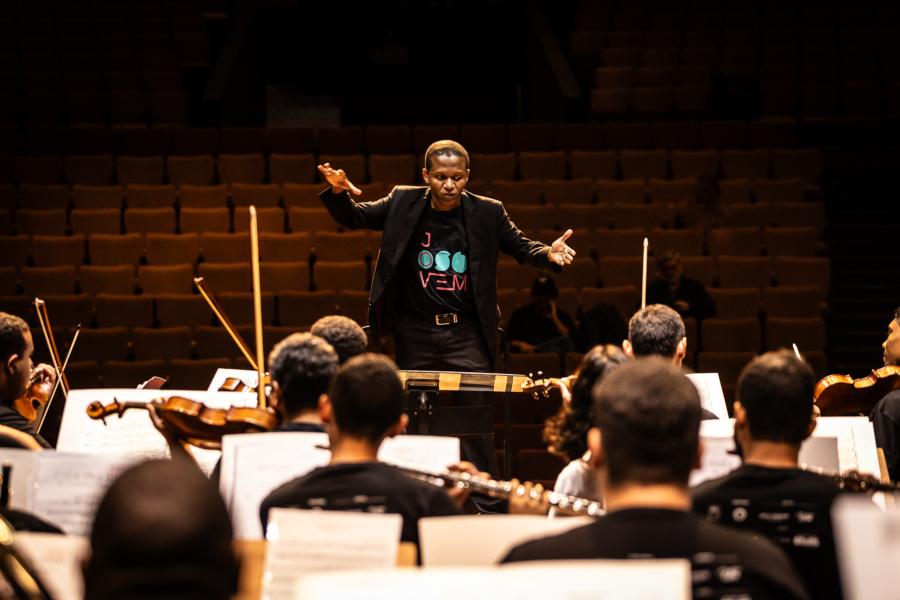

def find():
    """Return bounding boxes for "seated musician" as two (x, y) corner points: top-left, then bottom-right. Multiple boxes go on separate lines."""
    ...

(83, 460), (239, 600)
(646, 250), (716, 322)
(692, 351), (845, 600)
(260, 354), (463, 549)
(0, 312), (56, 449)
(869, 306), (900, 481)
(506, 275), (577, 356)
(542, 344), (627, 514)
(310, 315), (369, 364)
(502, 358), (810, 600)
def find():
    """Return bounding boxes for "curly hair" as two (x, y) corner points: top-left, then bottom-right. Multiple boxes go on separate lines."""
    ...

(543, 344), (628, 462)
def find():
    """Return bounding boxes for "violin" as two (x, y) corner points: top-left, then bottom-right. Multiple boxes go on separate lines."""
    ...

(12, 372), (49, 424)
(813, 365), (900, 417)
(521, 372), (575, 400)
(86, 396), (281, 450)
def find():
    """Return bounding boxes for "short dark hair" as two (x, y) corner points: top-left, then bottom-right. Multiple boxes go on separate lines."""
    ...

(894, 306), (900, 324)
(530, 275), (559, 299)
(593, 357), (701, 486)
(0, 313), (28, 364)
(310, 316), (368, 365)
(85, 460), (238, 600)
(628, 304), (685, 358)
(268, 333), (339, 417)
(737, 351), (815, 445)
(424, 140), (470, 171)
(656, 250), (681, 266)
(328, 353), (404, 444)
(544, 344), (628, 461)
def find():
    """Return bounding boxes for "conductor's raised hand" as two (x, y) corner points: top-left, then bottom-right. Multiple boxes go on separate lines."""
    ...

(549, 229), (576, 266)
(318, 163), (362, 195)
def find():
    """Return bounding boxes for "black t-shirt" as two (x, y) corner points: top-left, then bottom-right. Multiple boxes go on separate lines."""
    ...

(399, 202), (476, 318)
(259, 461), (461, 548)
(0, 401), (51, 448)
(692, 464), (844, 600)
(505, 303), (576, 346)
(502, 508), (809, 600)
(646, 276), (717, 321)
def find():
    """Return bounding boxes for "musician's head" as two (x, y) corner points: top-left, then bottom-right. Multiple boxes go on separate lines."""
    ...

(322, 353), (407, 447)
(656, 250), (683, 286)
(883, 307), (900, 366)
(268, 333), (339, 420)
(423, 140), (470, 210)
(588, 357), (701, 492)
(310, 316), (368, 364)
(735, 351), (816, 451)
(0, 313), (32, 399)
(84, 459), (239, 600)
(623, 304), (687, 366)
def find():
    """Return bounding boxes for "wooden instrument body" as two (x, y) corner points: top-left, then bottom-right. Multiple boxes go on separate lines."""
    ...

(814, 365), (900, 417)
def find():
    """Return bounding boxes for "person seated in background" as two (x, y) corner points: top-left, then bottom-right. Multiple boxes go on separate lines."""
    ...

(869, 306), (900, 481)
(506, 275), (576, 356)
(0, 312), (56, 449)
(693, 351), (845, 600)
(542, 345), (628, 514)
(502, 358), (810, 600)
(260, 354), (464, 549)
(646, 251), (716, 322)
(310, 315), (369, 364)
(83, 460), (240, 600)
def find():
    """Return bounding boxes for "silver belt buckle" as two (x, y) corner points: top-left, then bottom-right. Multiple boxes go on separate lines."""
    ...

(435, 313), (458, 326)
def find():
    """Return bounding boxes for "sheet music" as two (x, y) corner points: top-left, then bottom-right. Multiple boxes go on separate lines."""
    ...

(812, 416), (879, 476)
(419, 515), (593, 566)
(263, 508), (402, 600)
(29, 453), (143, 536)
(296, 561), (691, 600)
(832, 495), (898, 600)
(0, 449), (37, 511)
(377, 435), (460, 472)
(690, 436), (742, 487)
(220, 432), (331, 540)
(685, 373), (729, 419)
(15, 533), (88, 600)
(57, 389), (258, 476)
(206, 368), (260, 393)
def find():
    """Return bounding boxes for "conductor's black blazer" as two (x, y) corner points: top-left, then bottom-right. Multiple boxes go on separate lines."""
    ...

(319, 185), (561, 358)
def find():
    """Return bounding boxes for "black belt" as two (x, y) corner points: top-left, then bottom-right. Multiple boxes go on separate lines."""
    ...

(407, 313), (475, 326)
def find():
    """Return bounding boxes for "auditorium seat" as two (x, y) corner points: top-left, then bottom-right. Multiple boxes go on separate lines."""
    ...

(172, 128), (218, 156)
(124, 207), (176, 237)
(217, 153), (265, 186)
(542, 179), (593, 206)
(197, 263), (252, 293)
(772, 203), (826, 235)
(509, 123), (555, 153)
(670, 150), (719, 179)
(599, 257), (643, 288)
(145, 233), (200, 266)
(766, 318), (826, 352)
(651, 121), (699, 151)
(716, 256), (774, 290)
(569, 150), (617, 180)
(216, 292), (275, 326)
(229, 183), (281, 208)
(707, 287), (761, 318)
(556, 204), (612, 232)
(125, 184), (176, 209)
(313, 261), (368, 292)
(721, 150), (771, 180)
(74, 327), (130, 364)
(201, 232), (250, 264)
(32, 235), (85, 268)
(69, 185), (123, 211)
(94, 294), (155, 329)
(269, 154), (316, 185)
(103, 360), (167, 388)
(116, 156), (166, 186)
(64, 154), (114, 186)
(590, 88), (631, 118)
(38, 295), (92, 329)
(497, 260), (541, 291)
(460, 123), (507, 154)
(718, 179), (753, 205)
(412, 125), (459, 155)
(606, 123), (652, 151)
(763, 227), (818, 257)
(179, 184), (228, 208)
(0, 236), (30, 273)
(289, 207), (340, 233)
(701, 318), (762, 352)
(551, 259), (598, 291)
(365, 125), (412, 155)
(755, 178), (804, 203)
(155, 294), (214, 330)
(0, 267), (15, 295)
(318, 126), (363, 156)
(515, 449), (566, 487)
(700, 120), (747, 150)
(318, 154), (364, 184)
(505, 205), (557, 231)
(648, 179), (697, 204)
(708, 226), (762, 257)
(21, 265), (77, 295)
(748, 118), (796, 149)
(269, 127), (315, 155)
(15, 209), (67, 236)
(167, 358), (231, 390)
(609, 203), (670, 229)
(220, 127), (267, 155)
(278, 291), (338, 327)
(282, 183), (324, 209)
(519, 151), (566, 181)
(492, 180), (542, 205)
(13, 155), (62, 185)
(470, 153), (516, 181)
(497, 289), (530, 325)
(649, 227), (704, 257)
(368, 154), (417, 188)
(138, 264), (193, 294)
(619, 149), (668, 181)
(180, 207), (230, 234)
(259, 232), (311, 262)
(233, 207), (285, 234)
(194, 326), (254, 361)
(19, 184), (69, 211)
(594, 228), (647, 257)
(87, 233), (143, 268)
(579, 285), (639, 322)
(80, 265), (135, 297)
(312, 231), (369, 262)
(70, 208), (122, 236)
(259, 262), (309, 293)
(679, 256), (714, 287)
(337, 290), (370, 325)
(697, 352), (756, 386)
(132, 326), (193, 362)
(167, 155), (215, 186)
(595, 180), (644, 205)
(122, 127), (170, 156)
(774, 257), (830, 295)
(763, 286), (823, 318)
(108, 90), (149, 125)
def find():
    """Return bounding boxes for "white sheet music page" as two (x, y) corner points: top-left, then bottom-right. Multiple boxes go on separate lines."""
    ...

(263, 508), (402, 600)
(57, 389), (258, 476)
(377, 435), (461, 472)
(15, 532), (88, 600)
(206, 368), (260, 393)
(219, 432), (330, 540)
(0, 448), (37, 510)
(685, 373), (729, 419)
(29, 452), (143, 536)
(832, 495), (897, 600)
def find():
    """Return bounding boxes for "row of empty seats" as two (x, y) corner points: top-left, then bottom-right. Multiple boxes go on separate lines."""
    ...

(0, 120), (801, 157)
(2, 90), (191, 127)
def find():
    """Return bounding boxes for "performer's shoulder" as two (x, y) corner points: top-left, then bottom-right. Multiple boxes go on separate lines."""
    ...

(462, 189), (503, 207)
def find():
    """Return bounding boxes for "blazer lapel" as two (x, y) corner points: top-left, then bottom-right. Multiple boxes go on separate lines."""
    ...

(461, 191), (480, 293)
(389, 188), (429, 270)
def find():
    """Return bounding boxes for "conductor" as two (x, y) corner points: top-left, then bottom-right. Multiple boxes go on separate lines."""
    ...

(317, 140), (575, 482)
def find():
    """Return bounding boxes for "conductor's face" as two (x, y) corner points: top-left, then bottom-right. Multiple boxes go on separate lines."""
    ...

(423, 154), (469, 211)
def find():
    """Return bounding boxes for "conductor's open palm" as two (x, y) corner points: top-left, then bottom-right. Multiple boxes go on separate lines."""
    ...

(318, 163), (362, 195)
(549, 229), (576, 266)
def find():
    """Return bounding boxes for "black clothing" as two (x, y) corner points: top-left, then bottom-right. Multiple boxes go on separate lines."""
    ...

(0, 401), (51, 448)
(1, 507), (62, 533)
(692, 464), (843, 600)
(646, 276), (717, 321)
(870, 390), (900, 482)
(259, 461), (461, 548)
(319, 185), (561, 356)
(502, 508), (809, 600)
(399, 203), (476, 318)
(506, 303), (576, 348)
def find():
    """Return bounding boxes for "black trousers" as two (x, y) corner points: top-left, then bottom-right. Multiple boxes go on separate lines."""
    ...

(395, 315), (500, 479)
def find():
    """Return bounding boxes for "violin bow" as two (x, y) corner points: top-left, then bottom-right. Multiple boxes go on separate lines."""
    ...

(37, 324), (80, 433)
(33, 299), (69, 398)
(640, 237), (648, 309)
(249, 206), (267, 409)
(194, 277), (259, 372)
